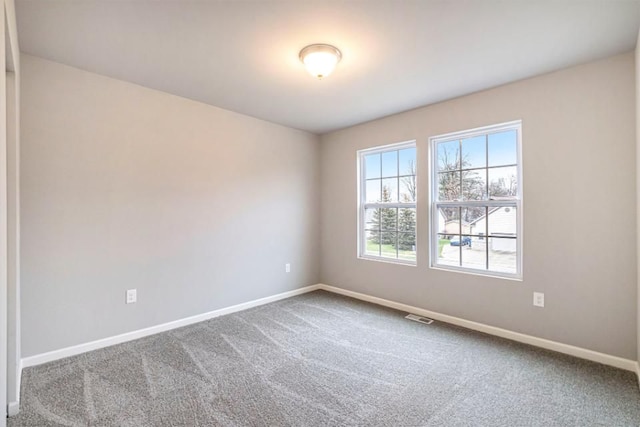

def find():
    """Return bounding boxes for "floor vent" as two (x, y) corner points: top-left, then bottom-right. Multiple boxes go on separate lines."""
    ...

(405, 314), (434, 324)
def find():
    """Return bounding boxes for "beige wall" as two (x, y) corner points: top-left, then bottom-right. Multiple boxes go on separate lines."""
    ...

(636, 29), (639, 367)
(321, 53), (637, 359)
(20, 55), (321, 357)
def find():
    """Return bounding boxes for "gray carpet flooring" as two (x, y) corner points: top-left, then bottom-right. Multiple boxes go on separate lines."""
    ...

(8, 290), (640, 426)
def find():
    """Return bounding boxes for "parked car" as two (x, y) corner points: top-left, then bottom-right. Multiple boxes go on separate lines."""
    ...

(450, 236), (472, 247)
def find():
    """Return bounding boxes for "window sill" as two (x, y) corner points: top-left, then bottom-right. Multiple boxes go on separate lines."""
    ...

(430, 264), (522, 281)
(358, 255), (417, 267)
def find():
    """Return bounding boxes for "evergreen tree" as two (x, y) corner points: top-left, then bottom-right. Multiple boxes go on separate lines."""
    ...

(397, 207), (416, 250)
(370, 186), (397, 245)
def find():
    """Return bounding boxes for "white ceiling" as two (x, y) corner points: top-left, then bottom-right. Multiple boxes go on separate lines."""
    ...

(15, 0), (640, 134)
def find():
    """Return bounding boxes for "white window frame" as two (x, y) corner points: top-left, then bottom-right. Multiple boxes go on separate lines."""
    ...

(358, 140), (417, 265)
(429, 121), (523, 280)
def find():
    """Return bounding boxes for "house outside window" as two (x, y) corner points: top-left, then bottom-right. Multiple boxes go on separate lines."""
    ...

(430, 121), (522, 279)
(358, 141), (417, 264)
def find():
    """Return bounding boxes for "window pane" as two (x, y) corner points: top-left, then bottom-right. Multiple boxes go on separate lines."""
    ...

(462, 169), (486, 201)
(437, 234), (451, 258)
(437, 234), (459, 267)
(488, 237), (517, 274)
(379, 208), (397, 230)
(398, 233), (416, 261)
(365, 153), (381, 179)
(364, 208), (378, 230)
(437, 140), (459, 172)
(461, 135), (486, 169)
(461, 236), (485, 270)
(488, 166), (517, 198)
(381, 151), (398, 178)
(460, 207), (486, 227)
(365, 230), (381, 256)
(399, 174), (416, 202)
(465, 207), (487, 238)
(399, 148), (416, 176)
(365, 207), (396, 233)
(380, 232), (398, 258)
(488, 130), (517, 167)
(487, 206), (517, 237)
(438, 171), (460, 201)
(438, 207), (460, 235)
(398, 208), (416, 232)
(381, 178), (398, 202)
(366, 179), (381, 203)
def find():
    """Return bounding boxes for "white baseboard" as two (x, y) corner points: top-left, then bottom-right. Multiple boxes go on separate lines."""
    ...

(317, 283), (637, 372)
(19, 281), (638, 375)
(21, 284), (321, 368)
(7, 401), (19, 417)
(7, 358), (23, 416)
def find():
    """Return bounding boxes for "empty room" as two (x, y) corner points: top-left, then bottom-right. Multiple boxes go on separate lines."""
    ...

(1, 0), (640, 425)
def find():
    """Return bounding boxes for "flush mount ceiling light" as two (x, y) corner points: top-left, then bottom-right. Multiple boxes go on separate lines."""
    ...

(299, 44), (342, 79)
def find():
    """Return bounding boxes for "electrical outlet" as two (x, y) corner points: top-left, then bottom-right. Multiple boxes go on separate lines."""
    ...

(533, 292), (544, 308)
(285, 263), (291, 273)
(126, 289), (137, 304)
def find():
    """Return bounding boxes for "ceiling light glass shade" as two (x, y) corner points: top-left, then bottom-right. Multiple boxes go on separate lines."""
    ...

(299, 44), (342, 79)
